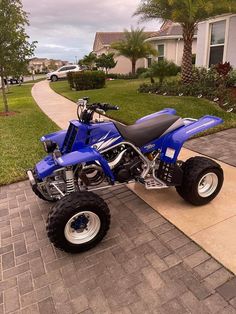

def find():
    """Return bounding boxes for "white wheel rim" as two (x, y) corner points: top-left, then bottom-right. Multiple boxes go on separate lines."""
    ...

(198, 172), (218, 198)
(64, 211), (101, 244)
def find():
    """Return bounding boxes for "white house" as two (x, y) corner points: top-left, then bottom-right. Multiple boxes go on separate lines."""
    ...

(93, 32), (154, 74)
(92, 22), (197, 74)
(145, 21), (197, 67)
(196, 14), (236, 68)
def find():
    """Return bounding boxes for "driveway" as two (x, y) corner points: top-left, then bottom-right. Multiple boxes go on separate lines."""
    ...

(31, 80), (236, 276)
(0, 181), (236, 313)
(185, 129), (236, 167)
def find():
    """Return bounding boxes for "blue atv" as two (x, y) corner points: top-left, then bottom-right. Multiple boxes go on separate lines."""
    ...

(28, 97), (224, 253)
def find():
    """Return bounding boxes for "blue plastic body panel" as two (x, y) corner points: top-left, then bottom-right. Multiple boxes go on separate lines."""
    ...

(158, 115), (222, 163)
(56, 147), (114, 181)
(41, 130), (67, 150)
(35, 155), (59, 179)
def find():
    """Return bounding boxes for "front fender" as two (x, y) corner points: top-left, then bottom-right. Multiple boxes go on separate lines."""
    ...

(41, 130), (67, 149)
(56, 147), (115, 182)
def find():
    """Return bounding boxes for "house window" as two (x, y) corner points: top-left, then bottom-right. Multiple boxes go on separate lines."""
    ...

(147, 57), (152, 68)
(209, 20), (226, 67)
(157, 44), (164, 61)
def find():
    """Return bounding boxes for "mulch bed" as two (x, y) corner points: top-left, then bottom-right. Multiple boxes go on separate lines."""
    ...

(0, 111), (19, 116)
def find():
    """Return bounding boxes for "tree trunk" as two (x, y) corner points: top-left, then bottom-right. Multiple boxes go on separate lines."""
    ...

(0, 69), (9, 113)
(6, 76), (9, 92)
(131, 60), (136, 75)
(181, 24), (195, 84)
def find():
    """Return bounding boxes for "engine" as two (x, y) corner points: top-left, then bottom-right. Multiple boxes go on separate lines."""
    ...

(103, 146), (144, 183)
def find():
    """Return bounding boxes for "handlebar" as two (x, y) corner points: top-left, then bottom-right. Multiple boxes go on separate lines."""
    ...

(88, 103), (119, 112)
(77, 98), (119, 123)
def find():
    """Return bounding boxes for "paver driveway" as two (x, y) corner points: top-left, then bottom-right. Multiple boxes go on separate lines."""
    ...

(1, 181), (236, 313)
(185, 129), (236, 167)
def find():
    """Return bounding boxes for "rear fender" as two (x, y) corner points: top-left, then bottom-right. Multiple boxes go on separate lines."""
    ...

(160, 115), (223, 163)
(135, 108), (176, 124)
(56, 147), (115, 182)
(41, 130), (67, 149)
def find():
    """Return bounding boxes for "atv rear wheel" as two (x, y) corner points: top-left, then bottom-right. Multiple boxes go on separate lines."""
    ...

(46, 191), (110, 253)
(176, 156), (223, 206)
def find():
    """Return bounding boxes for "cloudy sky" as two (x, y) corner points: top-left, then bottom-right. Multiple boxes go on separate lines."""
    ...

(22, 0), (161, 62)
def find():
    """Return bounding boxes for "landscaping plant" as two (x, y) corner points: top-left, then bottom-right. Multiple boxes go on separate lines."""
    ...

(147, 59), (180, 85)
(67, 71), (106, 91)
(139, 63), (236, 112)
(78, 52), (97, 70)
(96, 53), (117, 74)
(112, 27), (157, 75)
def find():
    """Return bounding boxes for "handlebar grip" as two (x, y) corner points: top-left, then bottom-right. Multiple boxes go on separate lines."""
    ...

(103, 104), (119, 111)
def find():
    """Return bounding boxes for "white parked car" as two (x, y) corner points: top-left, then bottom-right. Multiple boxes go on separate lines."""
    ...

(47, 65), (81, 81)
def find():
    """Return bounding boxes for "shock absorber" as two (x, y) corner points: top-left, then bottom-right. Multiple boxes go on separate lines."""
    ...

(65, 168), (76, 195)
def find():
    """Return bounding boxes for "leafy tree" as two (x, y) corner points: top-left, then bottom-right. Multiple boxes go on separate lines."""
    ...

(96, 53), (117, 74)
(112, 28), (157, 75)
(80, 52), (97, 70)
(148, 59), (180, 85)
(0, 0), (36, 113)
(135, 0), (236, 84)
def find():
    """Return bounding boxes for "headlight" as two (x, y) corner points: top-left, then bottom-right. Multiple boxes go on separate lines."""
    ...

(43, 140), (57, 153)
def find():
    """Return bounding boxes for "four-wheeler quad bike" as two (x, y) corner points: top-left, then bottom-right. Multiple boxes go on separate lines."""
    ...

(27, 97), (224, 253)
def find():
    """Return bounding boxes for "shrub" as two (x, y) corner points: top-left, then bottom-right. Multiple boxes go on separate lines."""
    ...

(226, 70), (236, 87)
(192, 67), (217, 88)
(148, 60), (181, 85)
(139, 80), (223, 98)
(136, 67), (148, 76)
(67, 71), (106, 90)
(138, 63), (236, 112)
(106, 73), (138, 80)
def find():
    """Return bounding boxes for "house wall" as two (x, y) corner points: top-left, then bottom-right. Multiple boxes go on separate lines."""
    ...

(95, 47), (145, 74)
(146, 38), (197, 66)
(196, 14), (236, 68)
(195, 23), (207, 67)
(226, 16), (236, 68)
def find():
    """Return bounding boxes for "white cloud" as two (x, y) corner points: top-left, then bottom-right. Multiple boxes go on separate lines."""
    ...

(22, 0), (160, 62)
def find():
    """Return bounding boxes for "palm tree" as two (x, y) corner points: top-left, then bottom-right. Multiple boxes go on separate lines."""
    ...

(81, 52), (97, 70)
(112, 28), (157, 75)
(135, 0), (236, 84)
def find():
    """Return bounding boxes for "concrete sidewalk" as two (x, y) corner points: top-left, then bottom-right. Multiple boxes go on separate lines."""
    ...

(31, 80), (236, 275)
(32, 80), (77, 129)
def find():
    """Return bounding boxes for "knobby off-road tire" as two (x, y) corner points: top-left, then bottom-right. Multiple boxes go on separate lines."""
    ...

(46, 191), (111, 253)
(176, 156), (224, 206)
(32, 185), (57, 202)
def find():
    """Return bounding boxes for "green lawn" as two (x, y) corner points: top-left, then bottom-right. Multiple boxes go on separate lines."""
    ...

(51, 79), (236, 132)
(0, 84), (59, 185)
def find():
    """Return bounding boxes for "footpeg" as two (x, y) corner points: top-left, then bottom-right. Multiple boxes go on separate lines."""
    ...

(144, 178), (168, 190)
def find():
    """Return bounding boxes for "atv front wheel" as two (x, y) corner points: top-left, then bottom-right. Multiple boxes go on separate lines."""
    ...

(46, 191), (110, 253)
(176, 156), (223, 206)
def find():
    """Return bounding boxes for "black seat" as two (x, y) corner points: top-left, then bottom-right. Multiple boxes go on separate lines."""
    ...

(114, 114), (183, 147)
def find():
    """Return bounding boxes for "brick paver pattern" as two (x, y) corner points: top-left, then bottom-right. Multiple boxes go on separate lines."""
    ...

(185, 129), (236, 167)
(0, 181), (236, 314)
